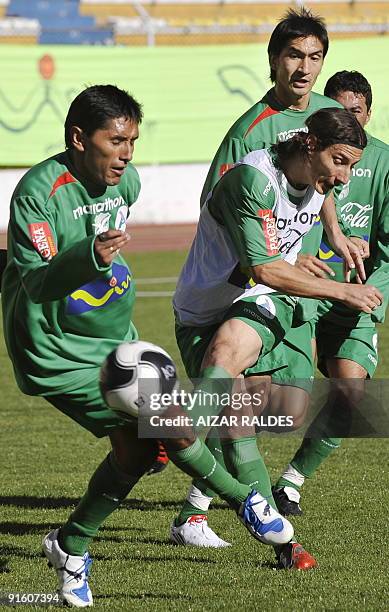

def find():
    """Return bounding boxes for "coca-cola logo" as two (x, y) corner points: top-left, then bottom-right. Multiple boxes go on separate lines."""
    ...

(339, 202), (373, 228)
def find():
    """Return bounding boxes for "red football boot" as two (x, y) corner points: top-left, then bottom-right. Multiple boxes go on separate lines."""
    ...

(147, 441), (170, 475)
(275, 541), (318, 570)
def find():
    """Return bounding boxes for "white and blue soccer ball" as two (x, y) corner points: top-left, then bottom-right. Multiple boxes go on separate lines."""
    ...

(100, 340), (179, 420)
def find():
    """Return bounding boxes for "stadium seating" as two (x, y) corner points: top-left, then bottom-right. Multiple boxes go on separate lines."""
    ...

(0, 0), (388, 45)
(5, 0), (114, 44)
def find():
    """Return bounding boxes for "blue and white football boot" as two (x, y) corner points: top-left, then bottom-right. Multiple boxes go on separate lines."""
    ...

(239, 490), (294, 545)
(42, 529), (93, 607)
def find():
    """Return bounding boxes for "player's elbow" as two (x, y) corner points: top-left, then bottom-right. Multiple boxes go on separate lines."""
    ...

(251, 261), (283, 289)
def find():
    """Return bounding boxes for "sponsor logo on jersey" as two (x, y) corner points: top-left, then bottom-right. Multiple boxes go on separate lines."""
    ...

(277, 126), (308, 142)
(263, 181), (272, 197)
(368, 353), (377, 366)
(276, 211), (319, 231)
(73, 196), (125, 220)
(93, 213), (111, 235)
(339, 202), (373, 229)
(258, 209), (279, 256)
(66, 262), (131, 314)
(255, 295), (276, 319)
(352, 167), (371, 178)
(115, 205), (129, 231)
(28, 222), (57, 261)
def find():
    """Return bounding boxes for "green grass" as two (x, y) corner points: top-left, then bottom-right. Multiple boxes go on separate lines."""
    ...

(0, 250), (388, 610)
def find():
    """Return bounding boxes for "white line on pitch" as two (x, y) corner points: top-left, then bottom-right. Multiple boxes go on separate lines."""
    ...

(136, 276), (178, 285)
(137, 291), (174, 297)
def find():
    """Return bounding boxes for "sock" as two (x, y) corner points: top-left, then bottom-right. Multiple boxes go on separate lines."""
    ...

(221, 437), (277, 510)
(175, 367), (233, 523)
(169, 438), (250, 517)
(59, 452), (140, 556)
(276, 463), (306, 492)
(288, 437), (342, 480)
(176, 485), (214, 525)
(176, 429), (226, 523)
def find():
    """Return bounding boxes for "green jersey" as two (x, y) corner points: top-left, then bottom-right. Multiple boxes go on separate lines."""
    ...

(200, 89), (341, 205)
(2, 151), (140, 396)
(317, 133), (389, 326)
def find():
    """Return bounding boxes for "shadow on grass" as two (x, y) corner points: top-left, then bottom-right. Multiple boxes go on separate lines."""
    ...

(0, 496), (228, 512)
(95, 592), (193, 602)
(0, 559), (11, 573)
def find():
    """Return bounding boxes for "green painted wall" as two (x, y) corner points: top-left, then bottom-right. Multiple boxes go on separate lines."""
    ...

(0, 37), (388, 166)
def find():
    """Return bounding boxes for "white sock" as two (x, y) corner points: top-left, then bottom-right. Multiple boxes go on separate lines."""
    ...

(280, 463), (305, 489)
(186, 485), (213, 512)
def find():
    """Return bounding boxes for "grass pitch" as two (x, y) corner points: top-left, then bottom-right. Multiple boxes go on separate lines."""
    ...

(0, 250), (388, 610)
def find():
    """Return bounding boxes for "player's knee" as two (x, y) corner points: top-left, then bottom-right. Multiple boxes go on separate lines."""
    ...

(331, 379), (365, 409)
(268, 385), (310, 431)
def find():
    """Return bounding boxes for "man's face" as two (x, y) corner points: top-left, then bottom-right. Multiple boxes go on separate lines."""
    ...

(75, 116), (139, 188)
(309, 143), (363, 194)
(272, 36), (324, 99)
(332, 90), (371, 127)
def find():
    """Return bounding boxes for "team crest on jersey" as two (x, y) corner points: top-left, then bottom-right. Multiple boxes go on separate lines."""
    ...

(28, 222), (57, 261)
(66, 262), (131, 314)
(93, 213), (111, 235)
(258, 209), (279, 256)
(337, 181), (350, 201)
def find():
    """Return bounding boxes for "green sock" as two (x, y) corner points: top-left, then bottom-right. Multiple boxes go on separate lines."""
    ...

(176, 430), (225, 524)
(221, 437), (277, 510)
(289, 437), (342, 480)
(192, 430), (226, 498)
(59, 452), (140, 556)
(169, 438), (250, 514)
(175, 366), (233, 524)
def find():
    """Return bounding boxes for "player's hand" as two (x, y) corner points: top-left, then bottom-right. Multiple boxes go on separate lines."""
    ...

(328, 232), (366, 283)
(340, 283), (382, 314)
(349, 236), (370, 259)
(295, 254), (335, 279)
(94, 229), (130, 266)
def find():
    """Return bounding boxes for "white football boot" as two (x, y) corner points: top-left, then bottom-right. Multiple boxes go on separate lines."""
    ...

(170, 514), (231, 548)
(239, 490), (294, 545)
(42, 529), (93, 607)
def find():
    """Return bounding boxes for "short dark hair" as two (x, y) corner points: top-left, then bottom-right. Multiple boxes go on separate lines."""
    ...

(271, 107), (367, 166)
(65, 84), (143, 148)
(268, 7), (328, 82)
(324, 70), (372, 112)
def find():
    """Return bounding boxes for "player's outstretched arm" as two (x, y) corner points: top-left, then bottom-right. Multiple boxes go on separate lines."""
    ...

(251, 259), (382, 314)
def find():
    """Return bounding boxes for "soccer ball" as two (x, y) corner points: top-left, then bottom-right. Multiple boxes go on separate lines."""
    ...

(100, 340), (179, 420)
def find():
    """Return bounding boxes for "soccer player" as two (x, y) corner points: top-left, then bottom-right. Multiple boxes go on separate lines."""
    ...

(273, 71), (389, 515)
(2, 84), (318, 606)
(171, 108), (381, 563)
(171, 7), (366, 546)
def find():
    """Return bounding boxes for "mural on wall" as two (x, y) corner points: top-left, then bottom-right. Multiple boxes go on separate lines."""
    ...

(0, 39), (388, 166)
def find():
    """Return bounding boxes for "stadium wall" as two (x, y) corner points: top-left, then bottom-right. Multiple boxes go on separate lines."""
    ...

(0, 163), (207, 230)
(1, 37), (388, 228)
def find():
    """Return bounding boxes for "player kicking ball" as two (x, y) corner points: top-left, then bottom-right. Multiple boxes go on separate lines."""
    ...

(2, 85), (321, 608)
